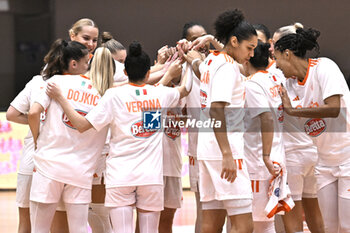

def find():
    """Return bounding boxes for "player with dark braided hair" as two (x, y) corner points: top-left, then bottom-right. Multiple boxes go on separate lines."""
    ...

(276, 27), (350, 233)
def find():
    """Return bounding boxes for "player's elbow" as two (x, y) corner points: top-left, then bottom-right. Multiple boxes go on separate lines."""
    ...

(328, 107), (340, 118)
(77, 125), (88, 133)
(179, 87), (190, 99)
(6, 109), (16, 122)
(76, 120), (93, 133)
(28, 108), (41, 120)
(209, 106), (223, 119)
(260, 112), (274, 130)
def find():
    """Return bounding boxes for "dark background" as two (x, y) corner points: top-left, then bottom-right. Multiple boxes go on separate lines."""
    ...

(1, 0), (349, 109)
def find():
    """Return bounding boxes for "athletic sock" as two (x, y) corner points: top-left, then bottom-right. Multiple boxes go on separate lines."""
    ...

(110, 206), (134, 233)
(88, 203), (113, 233)
(138, 211), (160, 233)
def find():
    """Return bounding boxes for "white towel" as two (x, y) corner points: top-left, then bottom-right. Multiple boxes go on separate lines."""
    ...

(264, 162), (295, 218)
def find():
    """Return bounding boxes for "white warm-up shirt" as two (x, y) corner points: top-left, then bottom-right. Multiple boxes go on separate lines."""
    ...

(268, 60), (318, 165)
(185, 64), (201, 157)
(113, 60), (128, 83)
(34, 75), (108, 189)
(197, 51), (245, 160)
(163, 100), (185, 177)
(86, 83), (180, 188)
(244, 71), (285, 180)
(285, 58), (350, 166)
(10, 75), (45, 175)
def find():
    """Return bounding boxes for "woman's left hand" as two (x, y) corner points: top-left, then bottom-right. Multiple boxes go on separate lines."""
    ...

(46, 82), (64, 101)
(279, 84), (293, 115)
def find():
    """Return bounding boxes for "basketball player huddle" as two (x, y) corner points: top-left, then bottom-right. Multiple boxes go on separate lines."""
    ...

(6, 8), (350, 233)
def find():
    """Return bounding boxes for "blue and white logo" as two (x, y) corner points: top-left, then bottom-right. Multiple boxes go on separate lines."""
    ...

(143, 110), (161, 129)
(274, 188), (280, 197)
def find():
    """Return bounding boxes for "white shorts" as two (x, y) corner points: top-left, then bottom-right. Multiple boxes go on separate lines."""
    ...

(202, 199), (252, 216)
(189, 156), (199, 192)
(92, 154), (107, 185)
(105, 185), (164, 211)
(315, 162), (350, 199)
(16, 174), (32, 208)
(251, 180), (274, 222)
(198, 159), (252, 202)
(56, 197), (66, 211)
(287, 165), (317, 200)
(163, 176), (182, 209)
(30, 171), (91, 204)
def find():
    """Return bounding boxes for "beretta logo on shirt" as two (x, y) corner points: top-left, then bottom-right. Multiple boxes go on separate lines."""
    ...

(164, 111), (181, 140)
(304, 118), (326, 137)
(131, 119), (159, 138)
(62, 109), (87, 129)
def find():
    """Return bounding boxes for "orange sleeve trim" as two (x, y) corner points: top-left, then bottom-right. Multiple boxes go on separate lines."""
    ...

(251, 180), (255, 192)
(256, 180), (260, 193)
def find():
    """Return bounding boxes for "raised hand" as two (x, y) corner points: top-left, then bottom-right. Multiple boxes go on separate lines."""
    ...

(157, 45), (169, 64)
(167, 59), (183, 79)
(176, 39), (191, 54)
(279, 84), (292, 114)
(178, 48), (202, 65)
(46, 82), (63, 101)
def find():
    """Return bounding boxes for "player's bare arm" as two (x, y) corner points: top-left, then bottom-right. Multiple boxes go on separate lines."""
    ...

(46, 82), (93, 133)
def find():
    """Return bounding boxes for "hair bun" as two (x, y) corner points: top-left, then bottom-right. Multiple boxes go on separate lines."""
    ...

(62, 39), (68, 47)
(294, 22), (304, 29)
(296, 28), (320, 41)
(129, 41), (142, 56)
(296, 28), (320, 52)
(101, 31), (114, 44)
(215, 9), (245, 43)
(294, 28), (320, 57)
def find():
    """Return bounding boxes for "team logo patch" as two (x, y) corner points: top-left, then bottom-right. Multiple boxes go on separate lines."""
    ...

(164, 111), (181, 140)
(274, 188), (280, 197)
(62, 109), (87, 129)
(40, 109), (47, 122)
(131, 120), (158, 138)
(143, 110), (161, 130)
(304, 118), (326, 137)
(200, 90), (207, 109)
